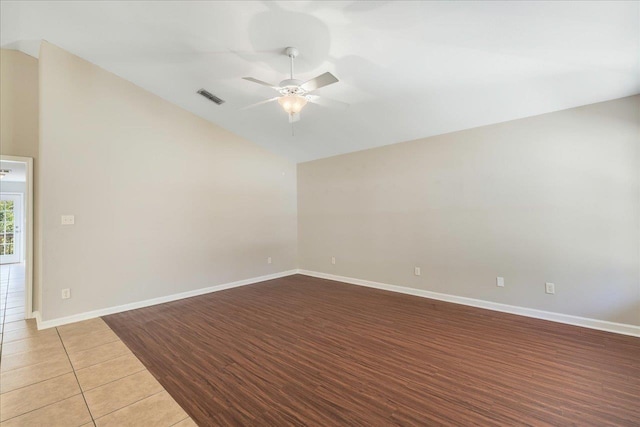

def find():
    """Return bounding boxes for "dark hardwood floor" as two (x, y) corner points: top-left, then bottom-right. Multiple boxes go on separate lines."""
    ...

(103, 274), (640, 426)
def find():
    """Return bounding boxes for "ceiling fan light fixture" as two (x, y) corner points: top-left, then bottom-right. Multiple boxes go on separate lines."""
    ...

(243, 47), (344, 124)
(278, 94), (307, 115)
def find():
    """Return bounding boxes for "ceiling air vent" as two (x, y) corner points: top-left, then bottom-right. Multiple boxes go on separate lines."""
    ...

(197, 89), (225, 105)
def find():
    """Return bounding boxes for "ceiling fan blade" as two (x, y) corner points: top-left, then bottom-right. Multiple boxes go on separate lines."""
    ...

(289, 113), (300, 123)
(300, 72), (339, 92)
(242, 77), (281, 90)
(242, 97), (279, 110)
(307, 95), (349, 110)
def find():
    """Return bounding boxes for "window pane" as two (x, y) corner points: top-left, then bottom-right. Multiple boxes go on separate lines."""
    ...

(5, 244), (13, 255)
(0, 245), (5, 256)
(5, 201), (13, 209)
(6, 235), (13, 244)
(5, 210), (14, 225)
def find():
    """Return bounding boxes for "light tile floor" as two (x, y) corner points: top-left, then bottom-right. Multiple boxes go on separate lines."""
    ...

(0, 264), (197, 426)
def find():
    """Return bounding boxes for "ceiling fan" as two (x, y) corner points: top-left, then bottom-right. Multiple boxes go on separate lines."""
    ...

(242, 47), (347, 123)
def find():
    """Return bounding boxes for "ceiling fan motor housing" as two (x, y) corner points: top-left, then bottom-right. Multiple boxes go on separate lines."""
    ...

(279, 79), (306, 96)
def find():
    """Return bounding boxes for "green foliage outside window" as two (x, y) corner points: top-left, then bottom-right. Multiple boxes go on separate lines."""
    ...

(0, 199), (16, 255)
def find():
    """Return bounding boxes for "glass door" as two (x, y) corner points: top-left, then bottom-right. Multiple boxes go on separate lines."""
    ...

(0, 194), (22, 264)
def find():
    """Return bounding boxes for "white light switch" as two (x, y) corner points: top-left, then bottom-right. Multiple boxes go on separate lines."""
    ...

(414, 267), (421, 276)
(267, 257), (272, 264)
(497, 277), (505, 287)
(61, 288), (71, 299)
(61, 215), (75, 225)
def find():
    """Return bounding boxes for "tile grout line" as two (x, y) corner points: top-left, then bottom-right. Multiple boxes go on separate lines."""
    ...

(169, 415), (191, 426)
(56, 327), (97, 426)
(0, 391), (85, 423)
(0, 370), (71, 395)
(63, 348), (134, 372)
(92, 388), (167, 422)
(1, 329), (59, 346)
(79, 364), (147, 392)
(1, 334), (131, 375)
(60, 335), (122, 356)
(1, 343), (64, 360)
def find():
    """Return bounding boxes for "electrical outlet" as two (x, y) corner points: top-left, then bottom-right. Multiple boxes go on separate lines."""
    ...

(61, 215), (75, 225)
(545, 282), (555, 294)
(496, 277), (505, 287)
(414, 267), (421, 276)
(267, 257), (272, 264)
(331, 256), (336, 265)
(61, 288), (71, 299)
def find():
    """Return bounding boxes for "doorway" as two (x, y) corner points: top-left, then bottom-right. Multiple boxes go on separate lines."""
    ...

(0, 156), (34, 321)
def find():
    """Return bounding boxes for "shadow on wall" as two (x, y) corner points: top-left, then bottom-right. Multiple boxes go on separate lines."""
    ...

(614, 302), (640, 328)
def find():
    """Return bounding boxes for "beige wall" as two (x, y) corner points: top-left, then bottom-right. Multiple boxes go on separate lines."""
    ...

(28, 40), (640, 327)
(39, 42), (297, 321)
(0, 48), (40, 311)
(298, 95), (640, 326)
(0, 49), (38, 158)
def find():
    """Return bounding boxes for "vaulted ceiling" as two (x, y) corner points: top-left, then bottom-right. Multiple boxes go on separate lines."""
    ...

(2, 1), (639, 162)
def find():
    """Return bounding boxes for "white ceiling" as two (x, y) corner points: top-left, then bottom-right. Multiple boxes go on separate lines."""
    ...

(2, 1), (639, 163)
(0, 161), (26, 182)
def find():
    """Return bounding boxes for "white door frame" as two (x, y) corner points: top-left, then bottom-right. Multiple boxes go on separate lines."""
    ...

(0, 156), (34, 319)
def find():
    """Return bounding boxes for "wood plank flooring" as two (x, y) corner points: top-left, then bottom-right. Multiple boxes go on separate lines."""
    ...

(103, 275), (640, 426)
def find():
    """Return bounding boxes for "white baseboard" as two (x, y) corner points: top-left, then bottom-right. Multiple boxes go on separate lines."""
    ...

(36, 270), (298, 330)
(34, 268), (640, 337)
(297, 269), (640, 338)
